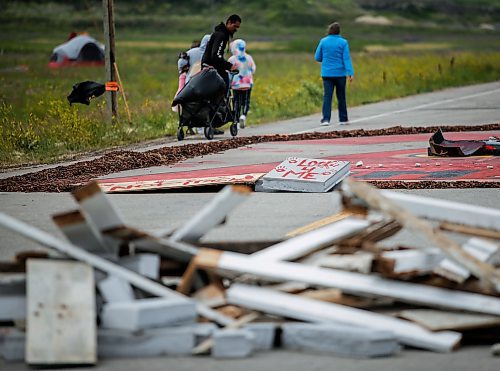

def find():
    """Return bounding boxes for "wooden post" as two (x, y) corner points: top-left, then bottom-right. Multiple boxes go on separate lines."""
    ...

(103, 0), (117, 121)
(113, 62), (131, 123)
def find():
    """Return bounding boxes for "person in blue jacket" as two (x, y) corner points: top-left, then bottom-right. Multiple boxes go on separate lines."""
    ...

(314, 22), (354, 126)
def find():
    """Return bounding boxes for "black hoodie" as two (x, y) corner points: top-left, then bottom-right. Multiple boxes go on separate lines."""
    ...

(201, 22), (233, 75)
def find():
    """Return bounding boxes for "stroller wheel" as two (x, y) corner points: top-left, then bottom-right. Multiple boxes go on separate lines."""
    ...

(177, 127), (185, 141)
(230, 123), (238, 137)
(204, 126), (214, 140)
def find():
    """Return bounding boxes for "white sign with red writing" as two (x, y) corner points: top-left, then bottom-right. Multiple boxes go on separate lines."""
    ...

(262, 157), (350, 192)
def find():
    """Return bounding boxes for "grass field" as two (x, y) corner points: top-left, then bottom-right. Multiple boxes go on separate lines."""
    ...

(1, 1), (500, 166)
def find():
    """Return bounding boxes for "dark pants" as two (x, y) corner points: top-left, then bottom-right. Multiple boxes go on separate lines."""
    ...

(233, 89), (251, 122)
(322, 76), (348, 123)
(218, 70), (230, 94)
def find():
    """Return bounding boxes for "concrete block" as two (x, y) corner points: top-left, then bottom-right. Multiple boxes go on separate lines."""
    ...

(0, 328), (25, 362)
(97, 275), (135, 303)
(98, 327), (194, 358)
(244, 323), (276, 350)
(262, 157), (350, 193)
(212, 329), (254, 358)
(100, 298), (197, 331)
(119, 254), (160, 279)
(281, 323), (400, 358)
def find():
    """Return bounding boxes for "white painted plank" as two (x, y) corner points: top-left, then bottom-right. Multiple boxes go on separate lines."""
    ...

(215, 250), (500, 315)
(397, 309), (500, 331)
(435, 238), (499, 282)
(0, 213), (233, 326)
(169, 185), (251, 242)
(226, 284), (461, 352)
(52, 210), (110, 254)
(381, 190), (500, 231)
(26, 260), (96, 365)
(250, 218), (370, 262)
(380, 249), (443, 275)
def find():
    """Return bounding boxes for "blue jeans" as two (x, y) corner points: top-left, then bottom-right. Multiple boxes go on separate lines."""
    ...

(322, 76), (348, 123)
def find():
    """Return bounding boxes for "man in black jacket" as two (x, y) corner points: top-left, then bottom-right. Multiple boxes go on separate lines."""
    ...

(202, 14), (241, 90)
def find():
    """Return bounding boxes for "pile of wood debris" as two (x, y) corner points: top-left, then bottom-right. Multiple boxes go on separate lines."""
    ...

(1, 178), (500, 366)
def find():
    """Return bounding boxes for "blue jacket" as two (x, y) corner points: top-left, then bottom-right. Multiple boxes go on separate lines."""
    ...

(314, 35), (354, 77)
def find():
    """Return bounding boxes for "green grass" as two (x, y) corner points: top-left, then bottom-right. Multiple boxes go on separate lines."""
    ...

(1, 0), (500, 166)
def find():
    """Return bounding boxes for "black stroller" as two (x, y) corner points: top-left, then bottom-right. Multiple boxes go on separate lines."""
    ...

(172, 67), (238, 141)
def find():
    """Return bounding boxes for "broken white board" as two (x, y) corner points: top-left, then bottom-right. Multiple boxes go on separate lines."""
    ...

(262, 157), (350, 192)
(26, 259), (96, 366)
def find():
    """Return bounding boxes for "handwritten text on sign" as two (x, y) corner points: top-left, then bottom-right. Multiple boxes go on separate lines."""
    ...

(267, 157), (348, 182)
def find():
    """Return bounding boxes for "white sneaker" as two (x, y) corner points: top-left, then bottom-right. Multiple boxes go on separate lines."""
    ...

(339, 121), (349, 125)
(320, 120), (330, 126)
(239, 115), (246, 128)
(197, 127), (204, 134)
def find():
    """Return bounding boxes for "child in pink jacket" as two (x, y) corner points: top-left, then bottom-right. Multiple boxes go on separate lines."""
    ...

(228, 39), (256, 128)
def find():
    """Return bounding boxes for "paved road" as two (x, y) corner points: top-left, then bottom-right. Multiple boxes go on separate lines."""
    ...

(1, 81), (500, 370)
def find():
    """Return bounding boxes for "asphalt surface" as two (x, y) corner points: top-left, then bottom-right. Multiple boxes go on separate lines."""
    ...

(1, 81), (500, 370)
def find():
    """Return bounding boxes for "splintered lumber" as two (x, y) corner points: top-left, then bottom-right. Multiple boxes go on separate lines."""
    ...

(434, 238), (499, 283)
(344, 178), (500, 292)
(338, 220), (402, 248)
(396, 309), (500, 331)
(381, 189), (500, 231)
(250, 217), (371, 262)
(226, 284), (461, 352)
(0, 213), (233, 326)
(26, 260), (96, 365)
(103, 225), (197, 262)
(170, 185), (251, 243)
(192, 248), (500, 315)
(378, 249), (443, 276)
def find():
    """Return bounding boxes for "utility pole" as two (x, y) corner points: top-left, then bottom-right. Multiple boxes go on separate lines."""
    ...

(103, 0), (117, 121)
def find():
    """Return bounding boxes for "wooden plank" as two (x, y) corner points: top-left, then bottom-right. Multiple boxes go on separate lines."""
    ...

(26, 260), (96, 365)
(170, 185), (251, 243)
(439, 222), (500, 239)
(102, 0), (117, 121)
(52, 210), (109, 254)
(194, 248), (500, 315)
(345, 178), (500, 292)
(192, 311), (260, 355)
(226, 284), (461, 352)
(286, 210), (353, 237)
(250, 217), (371, 262)
(0, 213), (233, 326)
(103, 225), (197, 263)
(397, 309), (500, 331)
(72, 181), (124, 254)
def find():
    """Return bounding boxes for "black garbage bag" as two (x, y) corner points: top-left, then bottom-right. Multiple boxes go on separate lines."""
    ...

(172, 67), (225, 106)
(180, 101), (211, 126)
(67, 81), (106, 105)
